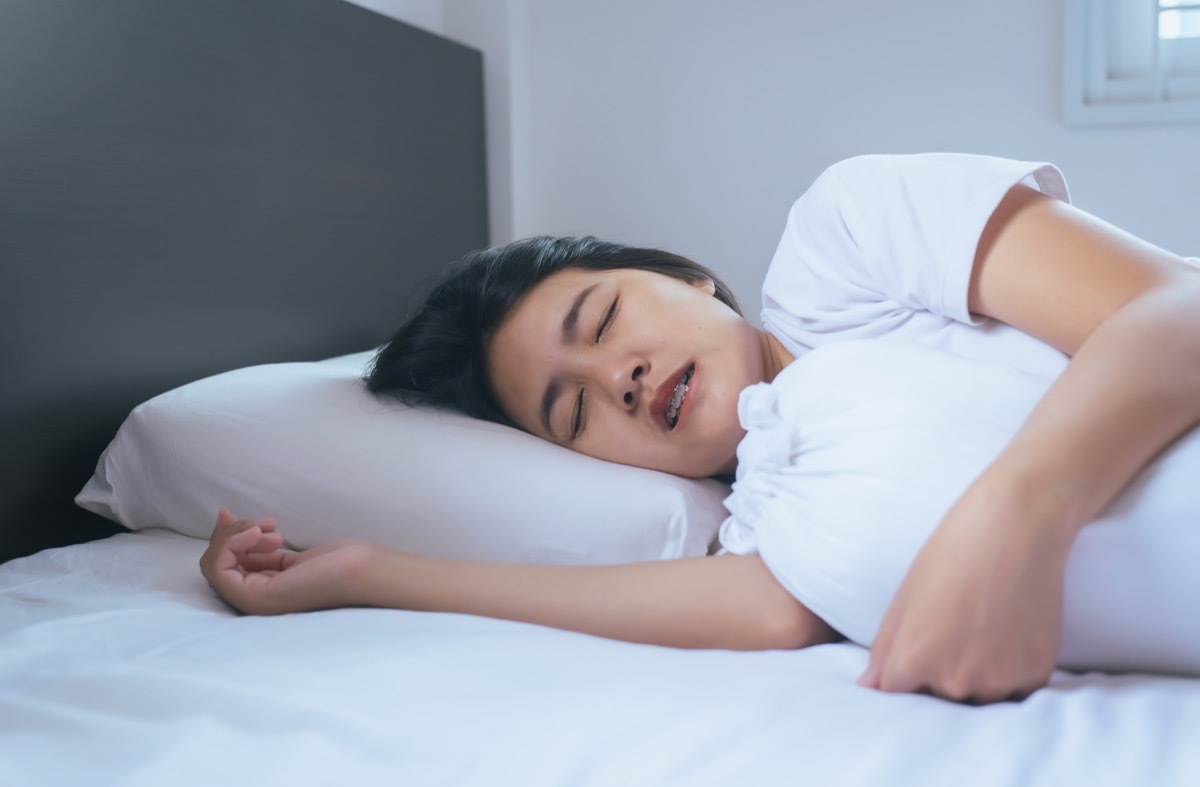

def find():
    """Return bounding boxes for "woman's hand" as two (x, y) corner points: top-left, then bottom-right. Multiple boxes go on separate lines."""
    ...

(858, 478), (1068, 703)
(200, 509), (374, 615)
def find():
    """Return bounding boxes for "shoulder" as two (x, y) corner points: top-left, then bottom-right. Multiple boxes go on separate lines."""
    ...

(761, 153), (1073, 344)
(797, 153), (1068, 216)
(774, 153), (1068, 282)
(777, 152), (1071, 281)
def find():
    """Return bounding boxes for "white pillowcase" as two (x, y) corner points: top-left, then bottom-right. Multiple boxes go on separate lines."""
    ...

(721, 340), (1200, 675)
(77, 351), (729, 564)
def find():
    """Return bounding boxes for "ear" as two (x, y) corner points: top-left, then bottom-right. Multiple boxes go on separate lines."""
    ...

(692, 277), (717, 297)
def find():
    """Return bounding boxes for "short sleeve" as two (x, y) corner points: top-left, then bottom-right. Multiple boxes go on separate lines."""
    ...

(760, 153), (1069, 354)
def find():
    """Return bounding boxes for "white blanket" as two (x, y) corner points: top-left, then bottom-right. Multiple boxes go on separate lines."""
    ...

(720, 340), (1200, 674)
(2, 529), (1200, 786)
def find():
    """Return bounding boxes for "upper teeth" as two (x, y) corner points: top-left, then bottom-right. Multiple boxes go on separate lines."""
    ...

(665, 366), (694, 428)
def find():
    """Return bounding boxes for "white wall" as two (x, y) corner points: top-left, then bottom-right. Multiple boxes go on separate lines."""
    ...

(345, 0), (444, 36)
(512, 0), (1199, 312)
(352, 0), (1199, 314)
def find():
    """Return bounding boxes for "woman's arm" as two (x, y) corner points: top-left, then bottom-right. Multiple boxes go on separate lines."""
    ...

(200, 509), (839, 651)
(969, 186), (1200, 525)
(862, 185), (1200, 702)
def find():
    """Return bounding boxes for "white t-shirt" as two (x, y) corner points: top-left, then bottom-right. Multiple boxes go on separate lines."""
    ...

(760, 152), (1071, 379)
(719, 153), (1200, 674)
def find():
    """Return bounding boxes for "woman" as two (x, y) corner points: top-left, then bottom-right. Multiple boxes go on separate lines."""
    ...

(201, 153), (1200, 704)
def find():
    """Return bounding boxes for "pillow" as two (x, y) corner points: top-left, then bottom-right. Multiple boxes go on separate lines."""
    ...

(77, 351), (729, 564)
(720, 339), (1200, 675)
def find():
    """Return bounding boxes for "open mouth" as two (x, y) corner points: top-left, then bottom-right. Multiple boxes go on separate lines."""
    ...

(664, 364), (695, 430)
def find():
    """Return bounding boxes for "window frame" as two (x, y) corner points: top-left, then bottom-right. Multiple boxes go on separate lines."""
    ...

(1063, 0), (1200, 126)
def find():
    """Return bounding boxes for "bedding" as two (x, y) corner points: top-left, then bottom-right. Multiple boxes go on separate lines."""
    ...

(75, 350), (728, 564)
(2, 529), (1199, 786)
(722, 340), (1200, 675)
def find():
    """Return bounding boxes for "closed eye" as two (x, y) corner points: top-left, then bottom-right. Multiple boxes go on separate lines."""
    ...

(596, 297), (618, 342)
(570, 297), (617, 442)
(570, 388), (585, 440)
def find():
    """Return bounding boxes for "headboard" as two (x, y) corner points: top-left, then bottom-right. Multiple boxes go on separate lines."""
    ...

(0, 0), (488, 562)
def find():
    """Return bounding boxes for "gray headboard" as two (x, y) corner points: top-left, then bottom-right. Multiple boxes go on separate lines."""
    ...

(0, 0), (487, 562)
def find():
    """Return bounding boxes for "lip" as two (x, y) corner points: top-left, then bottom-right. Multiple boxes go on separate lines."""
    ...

(673, 363), (696, 431)
(650, 362), (695, 433)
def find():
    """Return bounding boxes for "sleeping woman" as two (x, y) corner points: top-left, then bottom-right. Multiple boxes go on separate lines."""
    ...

(200, 153), (1200, 704)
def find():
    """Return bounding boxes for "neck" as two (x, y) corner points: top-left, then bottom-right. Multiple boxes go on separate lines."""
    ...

(757, 329), (794, 383)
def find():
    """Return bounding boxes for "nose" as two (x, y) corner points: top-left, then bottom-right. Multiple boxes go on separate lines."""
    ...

(612, 361), (645, 411)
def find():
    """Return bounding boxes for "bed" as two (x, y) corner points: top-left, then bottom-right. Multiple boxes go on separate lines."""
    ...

(2, 2), (1199, 785)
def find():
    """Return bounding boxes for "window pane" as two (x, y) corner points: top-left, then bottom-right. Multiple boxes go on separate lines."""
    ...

(1109, 0), (1156, 78)
(1160, 8), (1200, 39)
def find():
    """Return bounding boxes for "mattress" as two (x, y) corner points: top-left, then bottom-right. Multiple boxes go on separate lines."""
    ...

(2, 529), (1199, 786)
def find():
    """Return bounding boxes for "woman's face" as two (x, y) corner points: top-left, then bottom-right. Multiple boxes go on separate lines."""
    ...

(487, 267), (771, 478)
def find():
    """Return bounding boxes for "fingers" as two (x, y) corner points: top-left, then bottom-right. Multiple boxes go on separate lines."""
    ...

(857, 662), (881, 690)
(861, 629), (950, 697)
(225, 525), (269, 553)
(860, 641), (1045, 704)
(241, 549), (291, 573)
(858, 605), (902, 690)
(868, 659), (923, 696)
(222, 526), (287, 576)
(243, 530), (285, 554)
(857, 631), (892, 688)
(212, 509), (279, 540)
(203, 509), (286, 579)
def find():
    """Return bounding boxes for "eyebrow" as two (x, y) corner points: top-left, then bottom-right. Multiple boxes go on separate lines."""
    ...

(539, 283), (599, 438)
(561, 283), (599, 345)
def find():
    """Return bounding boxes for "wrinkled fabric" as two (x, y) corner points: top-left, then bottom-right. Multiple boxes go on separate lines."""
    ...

(720, 340), (1200, 674)
(5, 529), (1200, 786)
(761, 153), (1071, 379)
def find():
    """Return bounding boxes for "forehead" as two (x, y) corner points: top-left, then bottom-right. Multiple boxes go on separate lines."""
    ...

(502, 267), (610, 338)
(507, 267), (606, 329)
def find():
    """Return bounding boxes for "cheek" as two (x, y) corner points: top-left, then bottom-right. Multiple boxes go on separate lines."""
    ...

(574, 413), (657, 468)
(484, 360), (518, 418)
(487, 335), (550, 432)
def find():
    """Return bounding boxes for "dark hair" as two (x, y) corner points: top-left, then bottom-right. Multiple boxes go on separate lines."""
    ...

(364, 235), (741, 427)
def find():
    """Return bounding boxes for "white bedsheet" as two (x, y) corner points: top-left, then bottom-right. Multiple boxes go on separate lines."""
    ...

(2, 530), (1198, 787)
